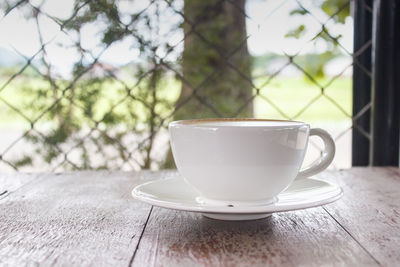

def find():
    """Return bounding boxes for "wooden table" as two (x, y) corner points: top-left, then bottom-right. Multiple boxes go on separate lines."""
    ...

(0, 168), (399, 266)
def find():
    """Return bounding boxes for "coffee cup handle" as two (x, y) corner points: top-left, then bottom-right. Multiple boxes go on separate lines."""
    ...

(296, 128), (335, 179)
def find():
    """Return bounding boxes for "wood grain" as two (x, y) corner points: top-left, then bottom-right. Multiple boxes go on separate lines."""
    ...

(0, 171), (152, 266)
(322, 167), (400, 266)
(0, 172), (40, 200)
(1, 169), (399, 266)
(131, 206), (378, 267)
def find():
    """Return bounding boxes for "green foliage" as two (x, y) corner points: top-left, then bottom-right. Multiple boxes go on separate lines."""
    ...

(285, 24), (306, 39)
(286, 0), (351, 78)
(0, 65), (39, 78)
(13, 155), (32, 168)
(2, 0), (178, 170)
(289, 8), (308, 16)
(0, 0), (29, 16)
(295, 51), (339, 79)
(0, 0), (352, 171)
(321, 0), (350, 24)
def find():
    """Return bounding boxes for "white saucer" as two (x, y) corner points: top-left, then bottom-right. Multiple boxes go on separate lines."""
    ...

(131, 177), (343, 221)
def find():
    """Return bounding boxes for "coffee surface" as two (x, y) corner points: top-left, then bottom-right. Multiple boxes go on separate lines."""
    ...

(191, 121), (304, 127)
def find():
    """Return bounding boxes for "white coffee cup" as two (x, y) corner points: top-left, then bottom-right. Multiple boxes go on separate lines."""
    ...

(169, 118), (335, 204)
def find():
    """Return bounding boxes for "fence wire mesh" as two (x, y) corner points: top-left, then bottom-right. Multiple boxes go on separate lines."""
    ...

(0, 0), (372, 172)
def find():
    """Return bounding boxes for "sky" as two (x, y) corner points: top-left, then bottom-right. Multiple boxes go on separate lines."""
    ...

(0, 0), (353, 77)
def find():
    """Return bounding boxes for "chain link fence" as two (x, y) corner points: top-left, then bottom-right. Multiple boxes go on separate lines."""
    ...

(0, 0), (371, 172)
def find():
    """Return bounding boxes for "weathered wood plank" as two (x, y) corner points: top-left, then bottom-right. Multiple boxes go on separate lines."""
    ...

(0, 171), (152, 266)
(1, 169), (398, 266)
(323, 167), (400, 266)
(390, 166), (400, 180)
(132, 206), (378, 266)
(0, 172), (40, 200)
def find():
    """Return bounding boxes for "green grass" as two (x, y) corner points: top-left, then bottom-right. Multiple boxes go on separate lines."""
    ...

(0, 75), (352, 128)
(254, 76), (352, 122)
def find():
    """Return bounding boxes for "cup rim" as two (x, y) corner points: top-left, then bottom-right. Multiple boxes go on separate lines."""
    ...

(169, 118), (308, 128)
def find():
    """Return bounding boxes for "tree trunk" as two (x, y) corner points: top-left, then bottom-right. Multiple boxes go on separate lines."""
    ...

(175, 0), (252, 119)
(164, 0), (252, 167)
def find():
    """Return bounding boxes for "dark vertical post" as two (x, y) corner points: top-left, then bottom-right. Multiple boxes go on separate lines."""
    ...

(352, 0), (373, 166)
(371, 0), (400, 166)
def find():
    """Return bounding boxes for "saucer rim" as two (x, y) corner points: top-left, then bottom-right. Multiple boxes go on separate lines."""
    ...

(131, 177), (343, 215)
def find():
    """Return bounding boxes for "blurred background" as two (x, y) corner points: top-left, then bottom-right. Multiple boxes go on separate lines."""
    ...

(0, 0), (370, 172)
